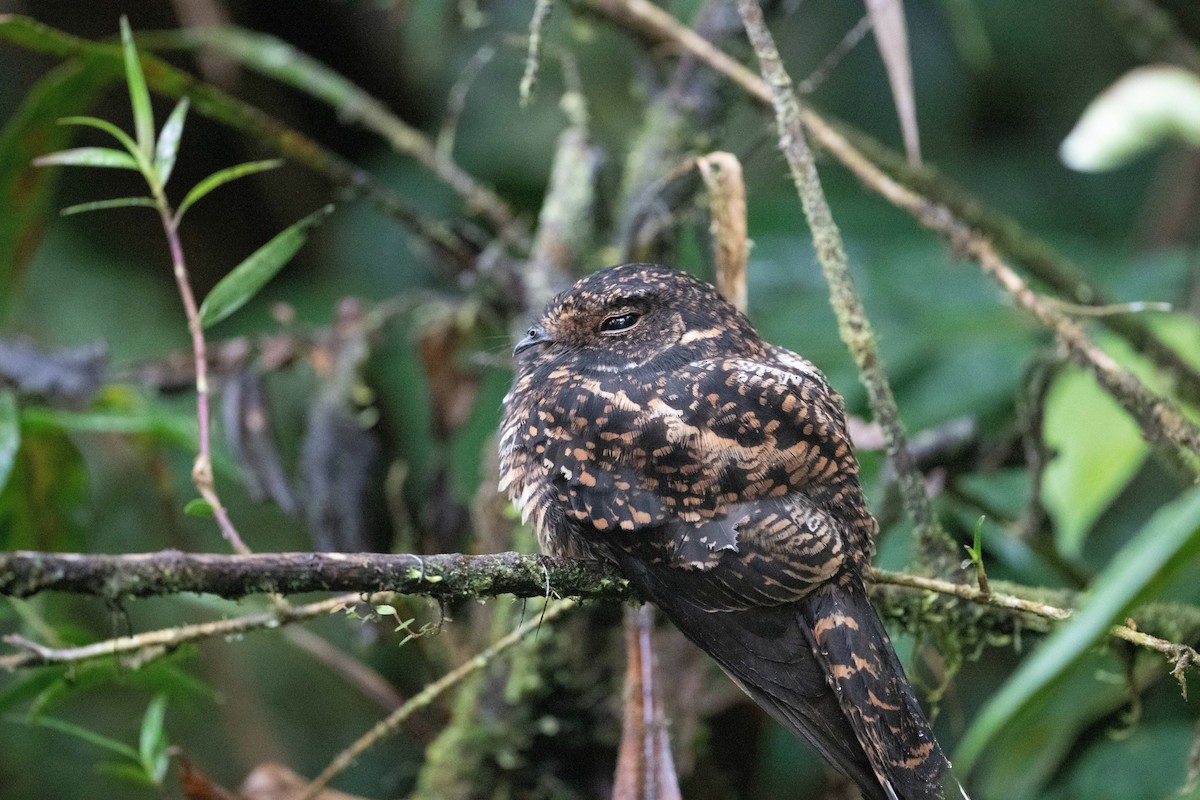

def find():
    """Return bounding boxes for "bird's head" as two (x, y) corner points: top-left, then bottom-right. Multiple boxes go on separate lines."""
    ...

(513, 263), (761, 374)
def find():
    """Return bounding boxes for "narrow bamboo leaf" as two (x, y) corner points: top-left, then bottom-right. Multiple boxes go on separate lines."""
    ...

(0, 61), (115, 314)
(11, 714), (141, 763)
(154, 97), (189, 187)
(61, 196), (157, 216)
(33, 147), (139, 170)
(156, 26), (381, 127)
(138, 694), (169, 782)
(199, 204), (334, 328)
(956, 487), (1200, 774)
(865, 0), (921, 165)
(0, 391), (19, 493)
(119, 16), (154, 161)
(58, 116), (141, 163)
(174, 159), (282, 223)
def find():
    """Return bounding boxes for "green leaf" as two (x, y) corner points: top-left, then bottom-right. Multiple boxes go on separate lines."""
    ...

(119, 16), (154, 162)
(199, 204), (334, 328)
(97, 760), (156, 787)
(33, 147), (140, 170)
(0, 61), (115, 315)
(955, 487), (1200, 775)
(61, 196), (157, 216)
(138, 694), (169, 784)
(154, 97), (189, 187)
(1042, 367), (1150, 557)
(0, 391), (18, 493)
(174, 159), (282, 223)
(183, 498), (213, 517)
(10, 713), (141, 763)
(1061, 66), (1200, 172)
(57, 115), (142, 164)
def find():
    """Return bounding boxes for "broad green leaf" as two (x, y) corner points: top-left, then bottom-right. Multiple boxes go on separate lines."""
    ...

(138, 694), (169, 783)
(0, 391), (18, 493)
(119, 16), (154, 161)
(61, 196), (157, 216)
(154, 97), (189, 187)
(58, 115), (141, 163)
(1061, 66), (1200, 172)
(174, 159), (282, 223)
(33, 147), (139, 170)
(1042, 367), (1150, 557)
(10, 713), (141, 763)
(956, 487), (1200, 774)
(0, 62), (115, 316)
(199, 203), (334, 328)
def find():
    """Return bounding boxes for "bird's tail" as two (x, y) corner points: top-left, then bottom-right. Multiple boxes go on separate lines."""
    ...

(624, 556), (963, 799)
(798, 577), (964, 800)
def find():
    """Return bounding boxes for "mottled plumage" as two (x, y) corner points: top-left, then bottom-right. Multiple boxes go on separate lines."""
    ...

(499, 263), (961, 800)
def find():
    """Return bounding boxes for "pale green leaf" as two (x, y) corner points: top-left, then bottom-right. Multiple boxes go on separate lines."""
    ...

(1061, 66), (1200, 172)
(138, 694), (169, 783)
(33, 147), (139, 170)
(119, 16), (154, 161)
(58, 116), (141, 164)
(0, 391), (18, 493)
(61, 196), (157, 216)
(174, 159), (283, 223)
(1042, 368), (1150, 557)
(154, 97), (189, 187)
(199, 204), (334, 328)
(955, 487), (1200, 774)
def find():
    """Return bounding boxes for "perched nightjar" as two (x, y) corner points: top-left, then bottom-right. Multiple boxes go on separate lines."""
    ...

(499, 263), (965, 800)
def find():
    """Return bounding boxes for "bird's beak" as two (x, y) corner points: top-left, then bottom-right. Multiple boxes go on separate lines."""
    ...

(514, 325), (553, 355)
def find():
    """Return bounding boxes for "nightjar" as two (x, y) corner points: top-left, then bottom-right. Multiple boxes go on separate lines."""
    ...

(499, 263), (962, 800)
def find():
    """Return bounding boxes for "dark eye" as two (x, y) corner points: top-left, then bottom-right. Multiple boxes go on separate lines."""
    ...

(599, 312), (641, 333)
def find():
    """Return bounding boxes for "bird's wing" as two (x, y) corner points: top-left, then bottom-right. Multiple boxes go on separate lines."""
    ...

(541, 353), (873, 600)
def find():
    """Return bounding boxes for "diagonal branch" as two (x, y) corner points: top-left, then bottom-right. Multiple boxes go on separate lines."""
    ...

(736, 0), (953, 562)
(585, 0), (1200, 469)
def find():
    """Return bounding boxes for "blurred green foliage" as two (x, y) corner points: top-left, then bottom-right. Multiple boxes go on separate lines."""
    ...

(1, 2), (1199, 799)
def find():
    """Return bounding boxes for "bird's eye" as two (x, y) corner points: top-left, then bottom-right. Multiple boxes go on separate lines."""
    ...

(599, 312), (641, 333)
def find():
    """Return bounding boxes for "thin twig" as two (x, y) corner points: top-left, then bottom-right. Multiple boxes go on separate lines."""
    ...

(0, 593), (359, 670)
(869, 567), (1200, 667)
(155, 206), (249, 554)
(295, 598), (577, 800)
